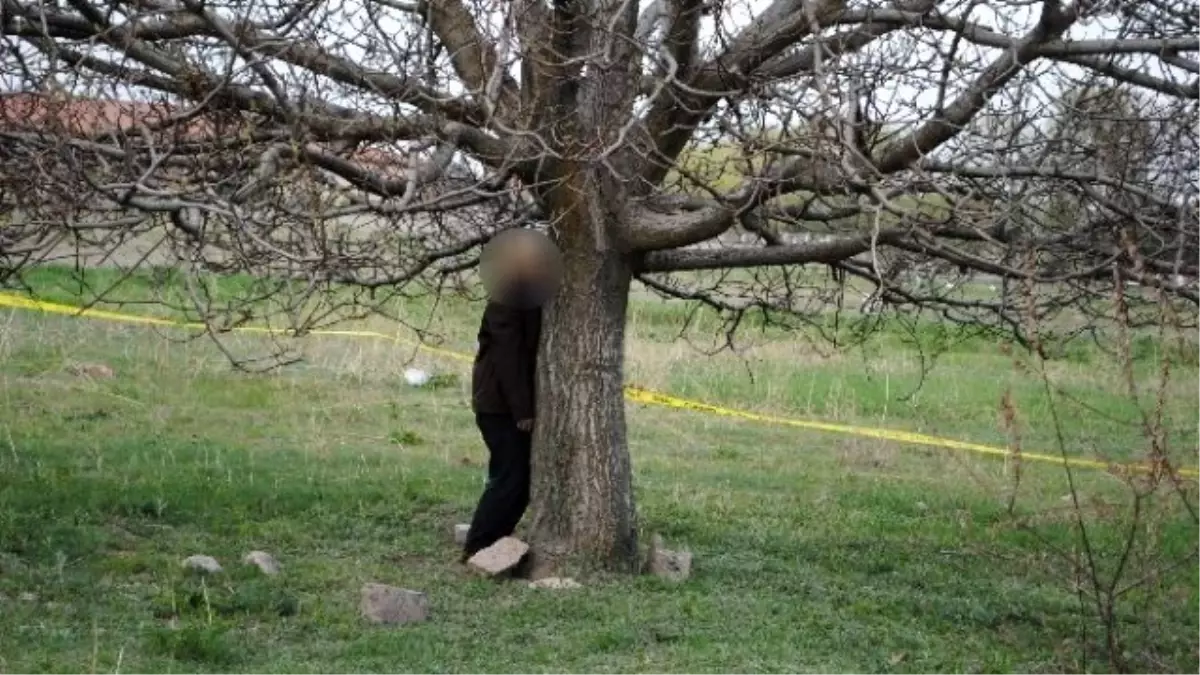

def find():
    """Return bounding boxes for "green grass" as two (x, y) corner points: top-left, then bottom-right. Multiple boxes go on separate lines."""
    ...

(0, 267), (1197, 672)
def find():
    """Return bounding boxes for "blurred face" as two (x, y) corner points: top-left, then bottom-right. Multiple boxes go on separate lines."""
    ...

(481, 229), (561, 308)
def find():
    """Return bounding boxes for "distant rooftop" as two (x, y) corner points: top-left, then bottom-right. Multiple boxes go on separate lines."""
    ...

(0, 91), (479, 187)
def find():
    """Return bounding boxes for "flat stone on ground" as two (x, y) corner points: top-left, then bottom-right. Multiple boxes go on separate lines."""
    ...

(360, 583), (429, 625)
(652, 549), (692, 581)
(243, 550), (281, 575)
(467, 536), (529, 576)
(453, 523), (470, 546)
(181, 555), (223, 574)
(647, 535), (692, 582)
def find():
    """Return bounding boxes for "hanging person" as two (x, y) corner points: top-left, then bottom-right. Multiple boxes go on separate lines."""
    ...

(461, 229), (560, 563)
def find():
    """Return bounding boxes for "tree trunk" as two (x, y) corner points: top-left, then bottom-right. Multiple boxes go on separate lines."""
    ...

(528, 233), (637, 573)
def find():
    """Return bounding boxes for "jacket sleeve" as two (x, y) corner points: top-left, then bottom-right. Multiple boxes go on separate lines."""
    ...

(489, 304), (536, 421)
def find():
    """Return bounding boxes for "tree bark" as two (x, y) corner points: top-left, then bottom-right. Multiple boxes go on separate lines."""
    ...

(528, 219), (637, 573)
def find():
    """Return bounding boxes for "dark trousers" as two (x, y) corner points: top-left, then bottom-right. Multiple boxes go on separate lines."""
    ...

(463, 413), (531, 559)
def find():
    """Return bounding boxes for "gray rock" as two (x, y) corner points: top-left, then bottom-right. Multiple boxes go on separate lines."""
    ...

(242, 550), (281, 575)
(66, 362), (114, 378)
(360, 583), (429, 625)
(528, 576), (581, 590)
(453, 523), (470, 546)
(181, 555), (223, 574)
(646, 534), (692, 582)
(467, 536), (529, 576)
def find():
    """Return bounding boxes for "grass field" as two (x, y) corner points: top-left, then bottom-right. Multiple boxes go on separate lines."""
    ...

(0, 266), (1197, 673)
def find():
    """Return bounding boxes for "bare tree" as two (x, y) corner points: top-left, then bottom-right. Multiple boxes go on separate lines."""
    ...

(0, 0), (1196, 571)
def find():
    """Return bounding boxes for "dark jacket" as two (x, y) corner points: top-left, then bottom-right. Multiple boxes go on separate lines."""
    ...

(471, 300), (542, 420)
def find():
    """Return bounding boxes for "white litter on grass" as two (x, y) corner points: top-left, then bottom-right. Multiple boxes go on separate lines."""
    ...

(182, 555), (223, 574)
(529, 577), (582, 590)
(403, 368), (431, 387)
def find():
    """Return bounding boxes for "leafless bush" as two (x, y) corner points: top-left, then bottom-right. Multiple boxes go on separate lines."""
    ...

(997, 254), (1197, 673)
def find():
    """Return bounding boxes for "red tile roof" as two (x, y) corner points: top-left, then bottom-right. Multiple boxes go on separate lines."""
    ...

(0, 91), (212, 137)
(0, 92), (475, 184)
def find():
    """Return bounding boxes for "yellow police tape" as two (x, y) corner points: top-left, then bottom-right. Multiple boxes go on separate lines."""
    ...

(1, 290), (1195, 479)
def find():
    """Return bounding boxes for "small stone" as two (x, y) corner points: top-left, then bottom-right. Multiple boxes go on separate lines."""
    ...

(67, 362), (114, 378)
(916, 501), (929, 512)
(360, 583), (429, 625)
(181, 555), (223, 574)
(242, 550), (281, 575)
(453, 524), (470, 546)
(646, 534), (692, 582)
(467, 536), (529, 577)
(528, 577), (581, 590)
(18, 592), (37, 602)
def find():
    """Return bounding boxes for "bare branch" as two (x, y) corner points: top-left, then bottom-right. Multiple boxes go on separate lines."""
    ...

(874, 0), (1085, 172)
(636, 0), (849, 185)
(640, 228), (908, 271)
(421, 0), (520, 122)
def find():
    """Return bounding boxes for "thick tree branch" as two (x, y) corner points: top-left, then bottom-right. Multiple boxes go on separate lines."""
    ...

(810, 8), (1200, 96)
(516, 0), (592, 152)
(622, 195), (736, 251)
(1, 0), (485, 125)
(635, 0), (668, 43)
(755, 0), (938, 82)
(916, 160), (1181, 211)
(874, 0), (1084, 172)
(638, 228), (909, 271)
(300, 141), (455, 201)
(636, 0), (848, 186)
(5, 4), (519, 177)
(817, 10), (1197, 60)
(660, 0), (707, 80)
(419, 0), (520, 123)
